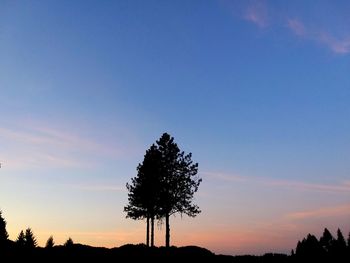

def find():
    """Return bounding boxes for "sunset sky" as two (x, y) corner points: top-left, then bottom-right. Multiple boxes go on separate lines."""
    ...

(0, 0), (349, 255)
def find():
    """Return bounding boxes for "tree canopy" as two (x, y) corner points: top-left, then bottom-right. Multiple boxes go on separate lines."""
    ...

(124, 133), (201, 247)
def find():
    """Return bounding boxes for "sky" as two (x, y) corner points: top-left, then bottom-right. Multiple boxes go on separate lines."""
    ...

(0, 0), (350, 255)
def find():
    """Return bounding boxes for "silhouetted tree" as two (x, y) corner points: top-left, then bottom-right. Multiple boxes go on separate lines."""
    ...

(45, 235), (55, 248)
(64, 237), (73, 247)
(296, 234), (324, 259)
(156, 133), (201, 247)
(334, 228), (347, 258)
(319, 228), (334, 253)
(24, 228), (37, 248)
(16, 230), (25, 247)
(0, 210), (9, 245)
(124, 144), (162, 247)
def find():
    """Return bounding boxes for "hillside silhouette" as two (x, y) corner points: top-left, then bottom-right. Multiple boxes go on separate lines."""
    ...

(1, 209), (350, 263)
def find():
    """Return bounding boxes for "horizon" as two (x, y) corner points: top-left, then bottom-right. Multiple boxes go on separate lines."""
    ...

(0, 0), (350, 256)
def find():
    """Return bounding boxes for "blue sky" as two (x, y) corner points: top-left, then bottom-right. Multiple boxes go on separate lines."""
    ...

(0, 0), (350, 255)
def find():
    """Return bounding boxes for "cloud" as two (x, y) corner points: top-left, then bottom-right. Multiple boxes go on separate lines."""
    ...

(318, 33), (350, 54)
(202, 171), (350, 195)
(68, 184), (125, 192)
(286, 203), (350, 220)
(0, 125), (120, 157)
(244, 1), (269, 28)
(224, 0), (350, 55)
(287, 18), (306, 36)
(0, 120), (133, 170)
(287, 18), (350, 54)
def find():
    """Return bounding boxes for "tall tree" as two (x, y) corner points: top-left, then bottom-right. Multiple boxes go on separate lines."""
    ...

(24, 228), (37, 248)
(336, 229), (347, 248)
(156, 133), (201, 247)
(124, 144), (162, 247)
(0, 210), (9, 244)
(334, 228), (347, 257)
(16, 230), (25, 247)
(320, 228), (334, 252)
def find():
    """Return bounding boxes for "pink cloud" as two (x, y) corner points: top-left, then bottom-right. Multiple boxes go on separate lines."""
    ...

(287, 18), (306, 36)
(318, 33), (350, 54)
(244, 1), (269, 28)
(202, 171), (350, 194)
(68, 183), (125, 192)
(287, 203), (350, 220)
(0, 120), (135, 170)
(286, 17), (350, 54)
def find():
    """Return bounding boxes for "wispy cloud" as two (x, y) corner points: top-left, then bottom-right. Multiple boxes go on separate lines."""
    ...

(0, 125), (120, 157)
(287, 18), (306, 37)
(318, 33), (350, 54)
(224, 0), (350, 55)
(68, 184), (125, 192)
(0, 120), (134, 170)
(287, 18), (350, 54)
(286, 203), (350, 220)
(202, 171), (350, 195)
(244, 1), (269, 28)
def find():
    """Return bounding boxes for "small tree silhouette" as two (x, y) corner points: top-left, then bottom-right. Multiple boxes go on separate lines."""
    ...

(64, 237), (74, 247)
(319, 228), (334, 252)
(16, 230), (25, 247)
(24, 228), (37, 248)
(45, 235), (55, 248)
(0, 210), (9, 243)
(334, 228), (347, 257)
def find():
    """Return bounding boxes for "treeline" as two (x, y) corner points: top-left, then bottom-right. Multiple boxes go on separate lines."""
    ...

(0, 211), (74, 250)
(292, 227), (350, 261)
(2, 211), (350, 262)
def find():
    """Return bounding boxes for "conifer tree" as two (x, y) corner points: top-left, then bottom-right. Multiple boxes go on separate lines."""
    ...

(0, 210), (9, 244)
(45, 235), (55, 248)
(24, 228), (37, 248)
(156, 133), (201, 247)
(16, 230), (25, 247)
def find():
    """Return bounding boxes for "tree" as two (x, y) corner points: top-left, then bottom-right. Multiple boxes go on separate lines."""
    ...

(0, 210), (9, 244)
(24, 228), (37, 248)
(319, 228), (334, 252)
(45, 235), (55, 248)
(124, 133), (201, 248)
(16, 230), (26, 247)
(333, 228), (347, 257)
(124, 144), (162, 247)
(156, 133), (201, 247)
(336, 229), (346, 248)
(64, 237), (74, 247)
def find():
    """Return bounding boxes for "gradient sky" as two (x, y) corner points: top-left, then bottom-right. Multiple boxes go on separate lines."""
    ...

(0, 0), (350, 255)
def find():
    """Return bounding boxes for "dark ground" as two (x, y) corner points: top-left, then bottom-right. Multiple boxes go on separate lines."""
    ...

(1, 242), (295, 263)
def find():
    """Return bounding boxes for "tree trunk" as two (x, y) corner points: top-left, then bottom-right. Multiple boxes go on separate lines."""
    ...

(165, 212), (170, 248)
(146, 216), (150, 247)
(151, 215), (154, 247)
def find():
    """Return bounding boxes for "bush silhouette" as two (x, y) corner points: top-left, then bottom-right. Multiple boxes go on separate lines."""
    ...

(64, 237), (74, 247)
